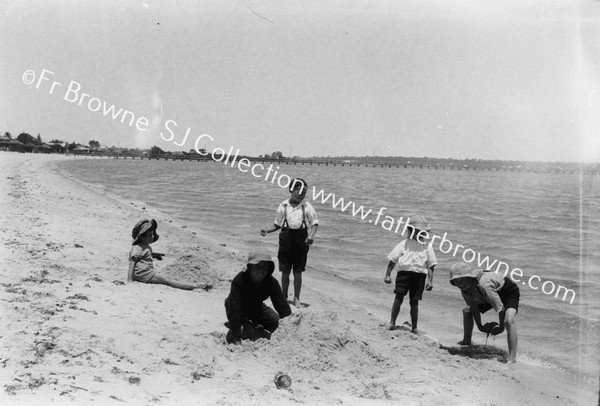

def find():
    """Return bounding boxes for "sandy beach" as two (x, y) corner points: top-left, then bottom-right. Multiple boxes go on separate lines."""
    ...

(0, 152), (597, 406)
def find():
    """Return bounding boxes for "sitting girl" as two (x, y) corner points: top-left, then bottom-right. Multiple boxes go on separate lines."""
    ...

(128, 219), (209, 290)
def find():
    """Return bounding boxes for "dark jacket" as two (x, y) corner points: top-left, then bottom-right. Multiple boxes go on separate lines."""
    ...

(226, 268), (291, 339)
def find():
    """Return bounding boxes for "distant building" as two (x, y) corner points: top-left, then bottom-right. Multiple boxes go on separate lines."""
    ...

(72, 145), (91, 155)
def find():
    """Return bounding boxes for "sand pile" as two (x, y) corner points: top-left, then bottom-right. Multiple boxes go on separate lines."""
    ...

(162, 248), (231, 289)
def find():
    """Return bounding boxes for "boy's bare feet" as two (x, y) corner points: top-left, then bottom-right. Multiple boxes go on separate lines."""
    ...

(293, 297), (301, 307)
(387, 323), (397, 330)
(457, 340), (471, 346)
(411, 329), (421, 335)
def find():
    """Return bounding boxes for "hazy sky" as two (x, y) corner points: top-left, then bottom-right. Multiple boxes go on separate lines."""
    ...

(1, 0), (599, 162)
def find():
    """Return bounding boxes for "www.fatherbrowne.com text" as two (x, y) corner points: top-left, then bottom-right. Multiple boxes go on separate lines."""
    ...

(311, 187), (575, 304)
(22, 67), (576, 305)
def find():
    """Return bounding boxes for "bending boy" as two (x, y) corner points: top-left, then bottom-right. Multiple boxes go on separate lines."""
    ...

(449, 262), (520, 363)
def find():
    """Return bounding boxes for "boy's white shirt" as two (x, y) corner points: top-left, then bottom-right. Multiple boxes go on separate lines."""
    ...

(387, 240), (437, 275)
(274, 199), (319, 229)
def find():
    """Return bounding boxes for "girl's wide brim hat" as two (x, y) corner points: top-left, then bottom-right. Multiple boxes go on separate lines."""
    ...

(132, 219), (159, 244)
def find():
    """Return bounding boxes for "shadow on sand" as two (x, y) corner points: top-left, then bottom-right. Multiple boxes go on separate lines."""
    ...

(440, 343), (508, 363)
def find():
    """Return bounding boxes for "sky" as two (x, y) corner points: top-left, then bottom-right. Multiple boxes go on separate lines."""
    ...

(1, 0), (599, 162)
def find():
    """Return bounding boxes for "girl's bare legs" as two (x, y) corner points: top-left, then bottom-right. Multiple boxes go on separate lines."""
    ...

(148, 274), (197, 290)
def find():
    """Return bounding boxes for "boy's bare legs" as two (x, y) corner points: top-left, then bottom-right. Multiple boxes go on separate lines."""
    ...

(505, 308), (518, 363)
(458, 307), (474, 345)
(293, 270), (302, 306)
(388, 295), (403, 330)
(281, 270), (291, 299)
(409, 299), (419, 334)
(148, 274), (197, 290)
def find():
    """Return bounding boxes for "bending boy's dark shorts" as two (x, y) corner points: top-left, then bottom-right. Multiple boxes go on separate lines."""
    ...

(394, 271), (426, 301)
(278, 228), (309, 273)
(478, 277), (520, 314)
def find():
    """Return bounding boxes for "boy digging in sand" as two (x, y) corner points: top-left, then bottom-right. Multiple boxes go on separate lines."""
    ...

(449, 261), (520, 363)
(128, 219), (211, 291)
(260, 178), (318, 307)
(383, 216), (437, 334)
(224, 247), (292, 345)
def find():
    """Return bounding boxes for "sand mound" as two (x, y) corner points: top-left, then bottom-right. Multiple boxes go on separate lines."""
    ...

(162, 252), (230, 289)
(268, 311), (388, 376)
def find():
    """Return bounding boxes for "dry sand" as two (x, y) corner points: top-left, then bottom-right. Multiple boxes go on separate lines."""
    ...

(0, 151), (597, 406)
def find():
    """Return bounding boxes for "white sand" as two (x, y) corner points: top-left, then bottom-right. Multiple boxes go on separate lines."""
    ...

(0, 151), (597, 405)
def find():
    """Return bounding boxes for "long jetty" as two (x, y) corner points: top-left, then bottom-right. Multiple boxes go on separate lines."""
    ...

(69, 152), (599, 175)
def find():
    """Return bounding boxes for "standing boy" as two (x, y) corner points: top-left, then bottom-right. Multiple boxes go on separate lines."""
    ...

(383, 216), (437, 334)
(261, 178), (318, 307)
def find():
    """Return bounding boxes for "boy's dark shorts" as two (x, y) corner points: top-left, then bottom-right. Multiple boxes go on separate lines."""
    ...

(478, 278), (520, 314)
(278, 228), (309, 273)
(394, 271), (426, 301)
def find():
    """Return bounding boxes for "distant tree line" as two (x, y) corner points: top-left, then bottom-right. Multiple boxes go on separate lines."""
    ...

(259, 151), (284, 159)
(2, 130), (114, 154)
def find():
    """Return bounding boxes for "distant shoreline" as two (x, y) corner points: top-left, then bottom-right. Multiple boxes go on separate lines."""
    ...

(2, 144), (597, 168)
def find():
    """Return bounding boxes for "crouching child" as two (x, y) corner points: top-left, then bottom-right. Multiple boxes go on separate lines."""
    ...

(225, 248), (292, 345)
(449, 262), (520, 363)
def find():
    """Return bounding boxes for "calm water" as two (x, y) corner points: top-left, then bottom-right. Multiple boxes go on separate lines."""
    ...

(56, 158), (600, 381)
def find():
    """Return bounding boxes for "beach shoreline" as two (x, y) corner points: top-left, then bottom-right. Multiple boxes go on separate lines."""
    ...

(0, 151), (597, 405)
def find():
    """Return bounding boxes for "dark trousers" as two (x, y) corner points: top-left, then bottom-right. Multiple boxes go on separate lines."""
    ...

(278, 228), (309, 273)
(225, 299), (280, 341)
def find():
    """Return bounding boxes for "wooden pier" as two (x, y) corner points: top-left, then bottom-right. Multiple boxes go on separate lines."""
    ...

(70, 153), (600, 176)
